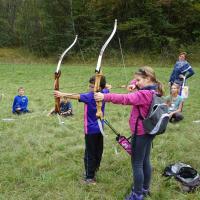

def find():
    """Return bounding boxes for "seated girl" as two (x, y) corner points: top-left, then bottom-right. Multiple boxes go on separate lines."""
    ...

(165, 84), (184, 123)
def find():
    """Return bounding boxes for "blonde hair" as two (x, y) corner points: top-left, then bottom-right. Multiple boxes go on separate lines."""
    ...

(135, 66), (164, 96)
(18, 87), (24, 91)
(170, 83), (180, 95)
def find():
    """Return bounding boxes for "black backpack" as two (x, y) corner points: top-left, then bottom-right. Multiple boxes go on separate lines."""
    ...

(163, 162), (200, 192)
(138, 94), (169, 135)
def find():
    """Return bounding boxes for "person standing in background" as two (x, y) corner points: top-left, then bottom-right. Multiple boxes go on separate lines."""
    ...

(169, 52), (194, 87)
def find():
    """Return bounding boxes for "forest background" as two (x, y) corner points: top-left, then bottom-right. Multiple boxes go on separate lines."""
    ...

(0, 0), (200, 63)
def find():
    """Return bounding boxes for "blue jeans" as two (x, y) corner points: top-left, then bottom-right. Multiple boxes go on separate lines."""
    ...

(131, 134), (155, 194)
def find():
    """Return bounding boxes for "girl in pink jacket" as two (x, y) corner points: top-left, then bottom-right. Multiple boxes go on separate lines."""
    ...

(94, 66), (164, 200)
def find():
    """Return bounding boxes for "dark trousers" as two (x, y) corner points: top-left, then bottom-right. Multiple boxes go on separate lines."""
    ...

(84, 133), (103, 179)
(170, 112), (184, 122)
(131, 134), (154, 194)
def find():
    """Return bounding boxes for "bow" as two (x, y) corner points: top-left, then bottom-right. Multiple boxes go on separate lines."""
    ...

(94, 19), (117, 133)
(54, 35), (78, 114)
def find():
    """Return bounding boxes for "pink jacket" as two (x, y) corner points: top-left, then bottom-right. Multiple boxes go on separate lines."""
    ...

(104, 90), (154, 135)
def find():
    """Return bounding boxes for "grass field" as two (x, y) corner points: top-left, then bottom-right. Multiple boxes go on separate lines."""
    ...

(0, 63), (200, 200)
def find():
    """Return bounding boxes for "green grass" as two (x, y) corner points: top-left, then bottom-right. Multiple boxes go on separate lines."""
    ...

(0, 63), (200, 200)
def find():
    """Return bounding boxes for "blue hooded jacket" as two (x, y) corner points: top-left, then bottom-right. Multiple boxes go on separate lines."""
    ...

(12, 95), (29, 113)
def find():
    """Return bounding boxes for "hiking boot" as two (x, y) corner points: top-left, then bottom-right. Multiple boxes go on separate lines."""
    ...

(125, 191), (144, 200)
(82, 178), (96, 185)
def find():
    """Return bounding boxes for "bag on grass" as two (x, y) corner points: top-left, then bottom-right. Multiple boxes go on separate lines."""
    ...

(163, 162), (200, 192)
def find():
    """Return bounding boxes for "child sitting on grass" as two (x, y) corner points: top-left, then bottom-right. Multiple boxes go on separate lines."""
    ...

(48, 96), (73, 117)
(165, 83), (184, 123)
(12, 87), (30, 114)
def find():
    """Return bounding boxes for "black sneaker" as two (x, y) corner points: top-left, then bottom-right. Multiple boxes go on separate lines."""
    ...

(83, 178), (96, 185)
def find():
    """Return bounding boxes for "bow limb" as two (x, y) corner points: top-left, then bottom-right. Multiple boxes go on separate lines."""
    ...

(94, 19), (117, 120)
(54, 35), (78, 114)
(56, 35), (78, 73)
(95, 19), (117, 73)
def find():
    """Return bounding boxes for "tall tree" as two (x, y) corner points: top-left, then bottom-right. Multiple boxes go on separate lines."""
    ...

(0, 0), (199, 56)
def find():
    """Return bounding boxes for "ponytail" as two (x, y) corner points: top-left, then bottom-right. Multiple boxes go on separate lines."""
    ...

(155, 80), (164, 97)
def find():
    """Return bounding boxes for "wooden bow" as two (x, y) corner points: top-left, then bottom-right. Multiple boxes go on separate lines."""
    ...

(54, 35), (78, 114)
(94, 19), (117, 119)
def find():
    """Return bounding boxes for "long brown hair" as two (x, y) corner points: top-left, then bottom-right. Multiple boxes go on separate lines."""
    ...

(135, 66), (164, 96)
(170, 83), (180, 96)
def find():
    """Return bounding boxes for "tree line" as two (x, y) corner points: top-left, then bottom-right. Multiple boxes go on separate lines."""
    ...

(0, 0), (200, 58)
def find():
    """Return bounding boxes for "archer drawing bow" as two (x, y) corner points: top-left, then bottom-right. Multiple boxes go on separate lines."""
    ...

(54, 35), (78, 113)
